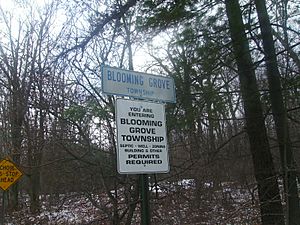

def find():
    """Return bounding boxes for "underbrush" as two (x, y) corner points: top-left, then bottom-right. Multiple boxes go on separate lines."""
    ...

(4, 180), (261, 225)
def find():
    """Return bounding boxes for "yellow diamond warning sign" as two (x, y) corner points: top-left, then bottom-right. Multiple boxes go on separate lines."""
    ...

(0, 159), (23, 191)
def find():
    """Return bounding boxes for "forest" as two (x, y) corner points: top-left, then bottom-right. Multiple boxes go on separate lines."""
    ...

(0, 0), (299, 224)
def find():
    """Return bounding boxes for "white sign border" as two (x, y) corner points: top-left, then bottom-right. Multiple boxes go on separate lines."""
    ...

(115, 98), (170, 174)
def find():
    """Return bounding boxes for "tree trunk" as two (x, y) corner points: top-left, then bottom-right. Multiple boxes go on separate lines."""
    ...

(9, 87), (24, 211)
(225, 0), (284, 224)
(254, 1), (300, 224)
(30, 168), (41, 213)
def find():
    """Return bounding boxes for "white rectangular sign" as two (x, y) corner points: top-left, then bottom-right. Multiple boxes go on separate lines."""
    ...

(102, 65), (176, 103)
(116, 99), (169, 174)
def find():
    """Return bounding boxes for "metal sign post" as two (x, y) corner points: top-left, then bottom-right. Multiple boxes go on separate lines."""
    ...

(141, 174), (150, 225)
(116, 99), (169, 225)
(102, 65), (176, 225)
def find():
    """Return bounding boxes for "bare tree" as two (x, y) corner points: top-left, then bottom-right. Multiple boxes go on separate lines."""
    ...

(0, 0), (68, 211)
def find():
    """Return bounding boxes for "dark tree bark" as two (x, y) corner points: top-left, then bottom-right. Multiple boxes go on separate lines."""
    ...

(10, 87), (25, 210)
(224, 0), (284, 224)
(254, 1), (300, 224)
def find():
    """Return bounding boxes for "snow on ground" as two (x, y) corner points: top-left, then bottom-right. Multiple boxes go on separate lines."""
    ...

(5, 180), (261, 224)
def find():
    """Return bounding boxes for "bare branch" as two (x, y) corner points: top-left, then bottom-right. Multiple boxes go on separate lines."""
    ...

(56, 0), (139, 59)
